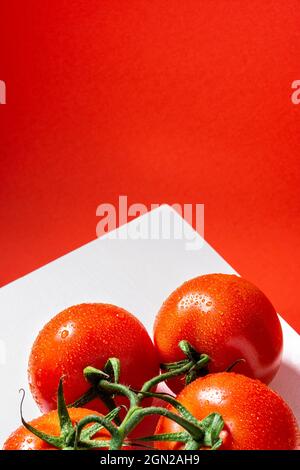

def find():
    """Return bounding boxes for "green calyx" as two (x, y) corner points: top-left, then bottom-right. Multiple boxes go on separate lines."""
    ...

(70, 358), (123, 424)
(134, 412), (224, 450)
(19, 341), (225, 451)
(161, 340), (211, 386)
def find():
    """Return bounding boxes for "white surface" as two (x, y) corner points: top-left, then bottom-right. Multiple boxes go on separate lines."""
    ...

(0, 205), (299, 445)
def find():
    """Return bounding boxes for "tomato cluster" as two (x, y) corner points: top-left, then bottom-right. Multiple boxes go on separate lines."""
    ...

(3, 274), (298, 451)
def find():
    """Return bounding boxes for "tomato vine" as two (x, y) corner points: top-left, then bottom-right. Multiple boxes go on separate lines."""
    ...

(20, 341), (224, 450)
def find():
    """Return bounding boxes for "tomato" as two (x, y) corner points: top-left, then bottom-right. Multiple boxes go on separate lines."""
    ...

(3, 408), (108, 450)
(28, 303), (159, 413)
(155, 372), (298, 450)
(154, 274), (282, 392)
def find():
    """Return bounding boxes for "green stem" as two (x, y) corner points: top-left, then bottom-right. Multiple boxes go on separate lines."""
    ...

(185, 439), (201, 450)
(139, 342), (211, 402)
(185, 354), (211, 385)
(68, 387), (98, 408)
(75, 439), (113, 450)
(80, 406), (122, 440)
(98, 380), (139, 408)
(139, 360), (194, 398)
(113, 406), (204, 450)
(134, 431), (190, 443)
(134, 390), (200, 425)
(75, 414), (120, 444)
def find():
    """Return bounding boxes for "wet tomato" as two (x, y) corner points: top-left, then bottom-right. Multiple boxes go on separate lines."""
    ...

(3, 408), (108, 450)
(154, 274), (282, 392)
(28, 303), (159, 413)
(155, 372), (298, 450)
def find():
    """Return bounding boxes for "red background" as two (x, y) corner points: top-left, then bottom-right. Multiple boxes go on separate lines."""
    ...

(1, 1), (299, 332)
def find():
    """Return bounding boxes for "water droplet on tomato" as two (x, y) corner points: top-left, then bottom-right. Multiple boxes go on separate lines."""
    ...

(57, 322), (74, 340)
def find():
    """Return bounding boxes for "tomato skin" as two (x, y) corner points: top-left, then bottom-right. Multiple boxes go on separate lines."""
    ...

(3, 408), (108, 450)
(155, 373), (298, 450)
(28, 304), (159, 413)
(154, 274), (283, 392)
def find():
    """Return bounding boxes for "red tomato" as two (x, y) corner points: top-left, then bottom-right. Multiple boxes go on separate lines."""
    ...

(154, 274), (283, 392)
(3, 408), (108, 450)
(28, 303), (159, 413)
(155, 372), (298, 450)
